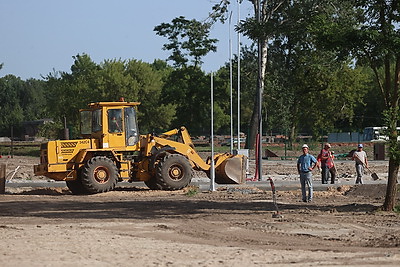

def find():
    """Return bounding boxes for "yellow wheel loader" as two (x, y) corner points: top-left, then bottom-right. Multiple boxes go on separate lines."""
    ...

(34, 100), (247, 194)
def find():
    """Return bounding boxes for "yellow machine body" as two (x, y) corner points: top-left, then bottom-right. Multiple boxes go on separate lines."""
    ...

(34, 100), (246, 193)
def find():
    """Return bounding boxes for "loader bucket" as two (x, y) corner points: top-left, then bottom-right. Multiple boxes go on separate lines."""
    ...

(214, 154), (247, 184)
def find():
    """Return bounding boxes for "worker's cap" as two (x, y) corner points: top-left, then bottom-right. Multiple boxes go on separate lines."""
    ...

(302, 144), (309, 149)
(324, 143), (331, 148)
(358, 144), (363, 148)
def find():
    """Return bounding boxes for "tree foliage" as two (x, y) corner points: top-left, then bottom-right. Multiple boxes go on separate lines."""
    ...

(208, 1), (369, 142)
(161, 66), (229, 135)
(44, 54), (175, 136)
(0, 1), (389, 144)
(154, 16), (218, 68)
(0, 75), (46, 136)
(309, 0), (400, 210)
(1, 1), (399, 214)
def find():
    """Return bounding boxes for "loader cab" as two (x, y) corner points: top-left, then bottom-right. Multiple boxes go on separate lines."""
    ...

(80, 101), (140, 148)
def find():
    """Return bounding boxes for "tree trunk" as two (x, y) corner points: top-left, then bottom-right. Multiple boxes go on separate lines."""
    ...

(247, 45), (267, 150)
(247, 2), (268, 150)
(382, 57), (400, 211)
(383, 157), (399, 211)
(247, 101), (258, 149)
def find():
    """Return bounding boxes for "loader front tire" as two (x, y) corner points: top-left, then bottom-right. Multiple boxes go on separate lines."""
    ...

(144, 177), (163, 190)
(81, 156), (118, 194)
(66, 179), (88, 195)
(156, 154), (192, 190)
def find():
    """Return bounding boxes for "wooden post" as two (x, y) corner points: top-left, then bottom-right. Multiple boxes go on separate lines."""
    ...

(0, 164), (5, 194)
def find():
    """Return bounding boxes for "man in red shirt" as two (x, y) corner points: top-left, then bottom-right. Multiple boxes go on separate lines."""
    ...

(318, 143), (336, 184)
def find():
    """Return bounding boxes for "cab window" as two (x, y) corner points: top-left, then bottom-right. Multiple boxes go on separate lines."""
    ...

(124, 107), (139, 145)
(108, 109), (123, 133)
(80, 110), (92, 135)
(92, 109), (102, 132)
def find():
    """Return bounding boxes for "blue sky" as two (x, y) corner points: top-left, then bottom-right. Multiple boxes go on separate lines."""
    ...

(0, 0), (252, 80)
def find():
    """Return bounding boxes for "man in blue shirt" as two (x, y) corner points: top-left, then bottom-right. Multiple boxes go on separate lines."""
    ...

(297, 144), (317, 202)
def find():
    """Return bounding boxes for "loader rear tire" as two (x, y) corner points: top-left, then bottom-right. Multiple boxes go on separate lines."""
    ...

(81, 156), (118, 194)
(66, 179), (88, 195)
(156, 154), (192, 190)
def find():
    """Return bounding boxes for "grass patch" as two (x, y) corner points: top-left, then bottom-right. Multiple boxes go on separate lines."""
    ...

(0, 143), (40, 157)
(394, 204), (400, 214)
(195, 146), (230, 153)
(185, 186), (199, 197)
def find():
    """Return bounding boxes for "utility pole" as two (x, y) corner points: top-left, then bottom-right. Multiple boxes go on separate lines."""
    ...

(229, 11), (234, 154)
(237, 0), (241, 151)
(10, 125), (14, 159)
(257, 0), (263, 180)
(210, 72), (216, 191)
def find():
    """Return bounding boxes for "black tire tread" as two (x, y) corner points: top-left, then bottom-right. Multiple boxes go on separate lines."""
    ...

(66, 179), (88, 195)
(81, 156), (118, 194)
(155, 154), (192, 190)
(144, 178), (163, 190)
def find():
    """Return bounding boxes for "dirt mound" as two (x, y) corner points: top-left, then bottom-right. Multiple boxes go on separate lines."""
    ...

(9, 187), (68, 195)
(345, 184), (399, 200)
(368, 234), (400, 247)
(1, 180), (400, 266)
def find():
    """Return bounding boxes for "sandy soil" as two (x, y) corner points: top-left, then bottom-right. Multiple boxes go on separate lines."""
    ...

(0, 156), (399, 266)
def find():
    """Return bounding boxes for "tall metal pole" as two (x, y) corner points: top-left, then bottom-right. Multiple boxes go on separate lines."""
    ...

(10, 125), (14, 159)
(237, 0), (241, 151)
(257, 0), (263, 180)
(210, 72), (216, 191)
(229, 11), (234, 154)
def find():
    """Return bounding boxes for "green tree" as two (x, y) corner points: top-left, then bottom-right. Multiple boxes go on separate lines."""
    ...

(154, 16), (218, 68)
(211, 0), (369, 144)
(214, 46), (258, 138)
(124, 59), (176, 133)
(352, 66), (386, 129)
(155, 16), (224, 135)
(45, 54), (99, 133)
(162, 67), (216, 135)
(20, 78), (47, 121)
(44, 54), (174, 137)
(211, 0), (287, 148)
(311, 0), (400, 211)
(0, 74), (47, 137)
(0, 75), (24, 136)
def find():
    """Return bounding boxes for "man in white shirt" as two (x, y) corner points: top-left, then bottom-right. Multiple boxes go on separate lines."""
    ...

(352, 144), (368, 184)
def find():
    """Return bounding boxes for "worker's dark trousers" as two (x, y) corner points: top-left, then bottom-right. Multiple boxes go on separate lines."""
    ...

(322, 166), (336, 184)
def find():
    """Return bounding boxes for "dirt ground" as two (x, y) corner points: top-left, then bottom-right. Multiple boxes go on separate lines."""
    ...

(0, 156), (399, 266)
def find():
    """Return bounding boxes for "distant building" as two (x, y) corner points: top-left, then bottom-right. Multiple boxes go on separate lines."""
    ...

(362, 127), (400, 141)
(328, 127), (400, 143)
(328, 132), (362, 143)
(22, 119), (53, 139)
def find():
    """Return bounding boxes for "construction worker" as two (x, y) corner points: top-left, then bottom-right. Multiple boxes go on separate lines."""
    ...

(297, 144), (318, 202)
(352, 144), (368, 184)
(109, 116), (122, 133)
(318, 143), (336, 184)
